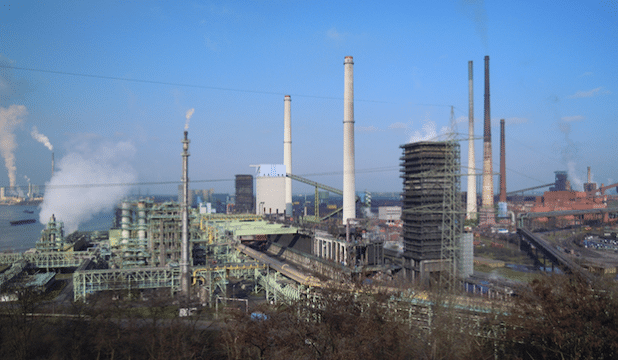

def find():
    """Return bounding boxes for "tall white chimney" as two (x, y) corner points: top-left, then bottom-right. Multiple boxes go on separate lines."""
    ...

(466, 61), (477, 220)
(284, 95), (293, 216)
(343, 56), (356, 223)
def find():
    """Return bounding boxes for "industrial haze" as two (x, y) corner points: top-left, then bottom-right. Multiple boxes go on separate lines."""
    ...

(0, 1), (616, 201)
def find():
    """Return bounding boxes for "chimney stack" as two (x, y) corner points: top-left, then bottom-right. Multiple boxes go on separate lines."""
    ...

(284, 95), (292, 216)
(180, 130), (191, 298)
(481, 55), (495, 226)
(466, 61), (477, 220)
(499, 119), (506, 203)
(343, 56), (356, 223)
(587, 166), (591, 183)
(51, 152), (55, 178)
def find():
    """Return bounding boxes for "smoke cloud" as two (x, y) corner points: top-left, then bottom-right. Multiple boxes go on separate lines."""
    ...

(0, 104), (27, 188)
(31, 126), (53, 151)
(39, 137), (137, 234)
(460, 0), (489, 49)
(567, 161), (583, 191)
(184, 108), (195, 130)
(408, 120), (450, 143)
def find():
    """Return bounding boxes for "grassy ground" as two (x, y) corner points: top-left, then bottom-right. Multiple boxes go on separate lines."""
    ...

(474, 264), (542, 283)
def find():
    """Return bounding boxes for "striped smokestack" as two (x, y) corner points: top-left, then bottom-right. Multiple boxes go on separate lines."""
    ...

(481, 55), (495, 226)
(343, 56), (356, 223)
(499, 119), (506, 203)
(284, 95), (292, 216)
(180, 130), (191, 298)
(466, 61), (477, 220)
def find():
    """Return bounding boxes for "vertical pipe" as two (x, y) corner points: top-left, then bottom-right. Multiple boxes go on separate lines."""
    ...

(500, 119), (506, 202)
(481, 55), (495, 225)
(180, 131), (191, 298)
(51, 152), (55, 178)
(343, 56), (356, 223)
(466, 61), (477, 220)
(284, 95), (293, 216)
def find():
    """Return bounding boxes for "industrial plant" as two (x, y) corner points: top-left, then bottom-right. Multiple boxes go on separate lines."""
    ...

(2, 55), (618, 358)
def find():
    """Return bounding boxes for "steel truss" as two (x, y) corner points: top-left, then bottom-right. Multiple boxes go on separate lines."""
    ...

(0, 252), (93, 269)
(73, 267), (180, 302)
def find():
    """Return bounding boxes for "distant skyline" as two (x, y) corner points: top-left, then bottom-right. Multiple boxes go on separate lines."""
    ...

(1, 0), (616, 199)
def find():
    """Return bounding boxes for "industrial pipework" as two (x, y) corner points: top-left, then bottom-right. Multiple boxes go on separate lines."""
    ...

(180, 130), (191, 298)
(284, 95), (292, 216)
(481, 55), (495, 226)
(343, 56), (356, 224)
(466, 60), (477, 220)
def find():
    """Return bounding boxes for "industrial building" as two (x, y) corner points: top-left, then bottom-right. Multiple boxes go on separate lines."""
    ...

(235, 174), (254, 213)
(255, 164), (287, 216)
(400, 141), (463, 284)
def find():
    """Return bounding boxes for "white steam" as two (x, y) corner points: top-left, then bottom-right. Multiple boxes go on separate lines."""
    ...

(39, 137), (137, 234)
(0, 105), (27, 188)
(567, 161), (583, 191)
(31, 126), (53, 151)
(408, 120), (450, 143)
(184, 108), (195, 130)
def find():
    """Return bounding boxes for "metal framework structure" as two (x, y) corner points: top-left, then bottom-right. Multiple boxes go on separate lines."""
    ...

(0, 252), (92, 269)
(400, 141), (463, 288)
(73, 267), (180, 302)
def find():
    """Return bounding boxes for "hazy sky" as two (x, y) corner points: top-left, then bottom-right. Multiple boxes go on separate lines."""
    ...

(1, 0), (617, 196)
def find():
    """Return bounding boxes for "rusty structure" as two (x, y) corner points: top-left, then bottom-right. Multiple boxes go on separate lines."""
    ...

(480, 55), (495, 226)
(400, 141), (462, 285)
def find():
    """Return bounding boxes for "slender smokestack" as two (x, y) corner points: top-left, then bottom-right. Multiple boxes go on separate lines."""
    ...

(180, 130), (191, 298)
(587, 166), (591, 183)
(284, 95), (292, 216)
(499, 119), (506, 203)
(481, 55), (495, 225)
(466, 61), (477, 221)
(51, 152), (55, 178)
(343, 56), (356, 223)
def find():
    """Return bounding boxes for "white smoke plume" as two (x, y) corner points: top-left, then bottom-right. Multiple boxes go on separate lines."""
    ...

(184, 108), (195, 130)
(567, 161), (583, 191)
(39, 137), (137, 234)
(31, 126), (53, 151)
(0, 105), (27, 188)
(408, 120), (450, 143)
(24, 175), (30, 184)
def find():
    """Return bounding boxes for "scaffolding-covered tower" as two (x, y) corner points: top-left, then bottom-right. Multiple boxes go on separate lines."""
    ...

(400, 141), (462, 285)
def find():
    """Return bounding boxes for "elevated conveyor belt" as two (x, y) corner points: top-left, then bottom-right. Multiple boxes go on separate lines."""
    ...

(235, 243), (321, 287)
(517, 228), (594, 282)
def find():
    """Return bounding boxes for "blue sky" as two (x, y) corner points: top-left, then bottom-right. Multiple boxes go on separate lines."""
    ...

(1, 0), (617, 196)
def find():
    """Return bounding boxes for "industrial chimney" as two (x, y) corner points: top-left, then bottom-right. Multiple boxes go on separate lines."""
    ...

(466, 61), (477, 221)
(343, 56), (356, 224)
(51, 152), (55, 178)
(180, 131), (191, 298)
(481, 55), (495, 226)
(499, 119), (506, 203)
(284, 95), (292, 216)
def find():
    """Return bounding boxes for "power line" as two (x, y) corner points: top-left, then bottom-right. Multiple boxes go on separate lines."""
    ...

(0, 64), (392, 103)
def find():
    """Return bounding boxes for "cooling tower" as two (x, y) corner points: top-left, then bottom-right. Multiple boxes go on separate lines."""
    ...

(343, 56), (356, 223)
